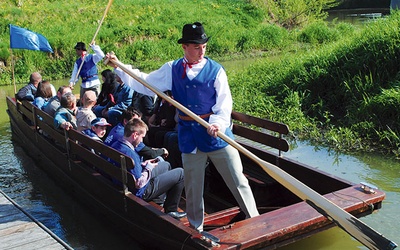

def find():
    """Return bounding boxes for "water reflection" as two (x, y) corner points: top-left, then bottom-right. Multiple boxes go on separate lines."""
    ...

(327, 8), (390, 24)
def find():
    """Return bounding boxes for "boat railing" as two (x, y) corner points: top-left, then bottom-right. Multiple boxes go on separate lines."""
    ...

(231, 111), (289, 157)
(17, 99), (138, 197)
(66, 128), (137, 193)
(230, 111), (291, 192)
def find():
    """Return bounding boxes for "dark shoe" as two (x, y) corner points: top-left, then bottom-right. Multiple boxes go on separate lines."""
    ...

(167, 211), (187, 219)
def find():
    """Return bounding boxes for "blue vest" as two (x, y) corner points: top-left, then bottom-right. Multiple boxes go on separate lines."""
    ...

(171, 57), (234, 153)
(76, 54), (99, 82)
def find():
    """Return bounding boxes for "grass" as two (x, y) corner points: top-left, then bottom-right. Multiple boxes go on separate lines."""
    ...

(230, 12), (400, 157)
(1, 0), (400, 157)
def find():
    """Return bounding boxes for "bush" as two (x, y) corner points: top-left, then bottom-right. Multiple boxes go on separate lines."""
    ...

(298, 21), (340, 44)
(249, 0), (338, 29)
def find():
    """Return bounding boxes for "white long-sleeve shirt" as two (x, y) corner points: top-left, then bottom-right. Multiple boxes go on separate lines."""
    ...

(114, 58), (233, 131)
(69, 44), (105, 88)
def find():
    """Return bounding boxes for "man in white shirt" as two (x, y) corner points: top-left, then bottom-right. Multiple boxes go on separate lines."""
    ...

(106, 22), (259, 232)
(69, 42), (105, 98)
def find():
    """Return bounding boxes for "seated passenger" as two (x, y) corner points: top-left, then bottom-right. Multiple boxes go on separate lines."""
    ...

(131, 90), (154, 124)
(54, 92), (77, 130)
(76, 90), (97, 132)
(104, 107), (168, 161)
(33, 80), (55, 109)
(147, 91), (177, 148)
(82, 117), (111, 142)
(16, 72), (42, 101)
(95, 70), (133, 126)
(110, 118), (186, 219)
(93, 69), (118, 117)
(43, 86), (72, 117)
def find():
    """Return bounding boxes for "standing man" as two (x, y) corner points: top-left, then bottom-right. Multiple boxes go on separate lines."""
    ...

(69, 42), (105, 98)
(107, 22), (259, 232)
(16, 72), (42, 101)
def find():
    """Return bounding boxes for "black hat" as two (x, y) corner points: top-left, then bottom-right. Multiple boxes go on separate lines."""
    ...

(177, 22), (209, 44)
(74, 42), (87, 51)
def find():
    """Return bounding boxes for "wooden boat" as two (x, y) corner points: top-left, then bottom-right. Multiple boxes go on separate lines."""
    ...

(6, 96), (387, 249)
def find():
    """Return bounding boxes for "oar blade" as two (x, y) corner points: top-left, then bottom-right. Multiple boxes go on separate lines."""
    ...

(346, 216), (397, 250)
(306, 199), (397, 250)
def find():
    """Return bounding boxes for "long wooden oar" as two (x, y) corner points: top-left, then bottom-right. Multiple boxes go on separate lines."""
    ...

(72, 0), (113, 85)
(104, 56), (397, 250)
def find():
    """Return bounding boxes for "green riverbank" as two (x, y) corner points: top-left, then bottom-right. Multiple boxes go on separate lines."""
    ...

(1, 0), (399, 157)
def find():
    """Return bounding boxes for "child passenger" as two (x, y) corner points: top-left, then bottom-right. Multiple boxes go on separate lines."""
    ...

(82, 117), (111, 142)
(76, 90), (97, 132)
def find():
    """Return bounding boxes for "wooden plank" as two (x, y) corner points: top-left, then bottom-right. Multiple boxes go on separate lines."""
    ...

(233, 124), (289, 152)
(0, 190), (71, 250)
(231, 111), (289, 135)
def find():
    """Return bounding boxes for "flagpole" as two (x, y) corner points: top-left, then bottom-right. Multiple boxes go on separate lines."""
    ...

(11, 49), (16, 94)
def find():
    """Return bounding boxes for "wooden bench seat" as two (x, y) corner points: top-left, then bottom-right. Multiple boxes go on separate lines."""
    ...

(231, 111), (289, 189)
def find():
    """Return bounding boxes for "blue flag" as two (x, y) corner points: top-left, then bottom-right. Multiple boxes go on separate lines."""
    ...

(9, 24), (53, 53)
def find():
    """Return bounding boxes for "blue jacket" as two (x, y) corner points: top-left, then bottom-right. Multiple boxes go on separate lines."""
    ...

(33, 96), (50, 110)
(104, 122), (124, 146)
(110, 139), (148, 198)
(54, 107), (77, 129)
(108, 83), (133, 112)
(16, 83), (37, 101)
(104, 122), (151, 155)
(82, 128), (102, 142)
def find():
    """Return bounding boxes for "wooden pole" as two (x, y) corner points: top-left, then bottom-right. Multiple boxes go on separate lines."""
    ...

(90, 0), (113, 45)
(11, 50), (16, 94)
(104, 56), (397, 250)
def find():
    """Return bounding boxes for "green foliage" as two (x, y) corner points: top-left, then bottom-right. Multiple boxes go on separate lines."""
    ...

(229, 12), (400, 155)
(249, 0), (339, 29)
(357, 89), (400, 143)
(1, 0), (400, 156)
(298, 21), (340, 44)
(257, 24), (290, 49)
(0, 0), (262, 80)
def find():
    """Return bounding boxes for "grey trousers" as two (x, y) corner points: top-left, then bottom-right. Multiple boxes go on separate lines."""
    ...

(182, 145), (259, 231)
